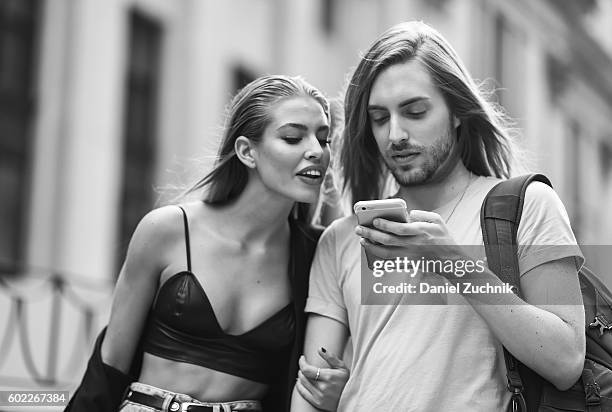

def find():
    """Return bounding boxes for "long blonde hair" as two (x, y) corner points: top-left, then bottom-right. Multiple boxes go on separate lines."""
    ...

(185, 75), (330, 206)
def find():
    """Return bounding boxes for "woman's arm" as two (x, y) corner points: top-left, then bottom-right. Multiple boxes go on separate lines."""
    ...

(291, 314), (349, 412)
(101, 207), (179, 373)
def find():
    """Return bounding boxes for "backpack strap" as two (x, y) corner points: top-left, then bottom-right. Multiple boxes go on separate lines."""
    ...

(480, 173), (552, 412)
(481, 174), (552, 292)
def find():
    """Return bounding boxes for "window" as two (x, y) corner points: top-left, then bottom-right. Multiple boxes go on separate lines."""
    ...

(0, 0), (40, 270)
(232, 65), (256, 94)
(116, 11), (162, 270)
(492, 12), (526, 121)
(566, 122), (582, 241)
(493, 13), (506, 105)
(321, 0), (336, 35)
(426, 0), (451, 11)
(599, 140), (612, 180)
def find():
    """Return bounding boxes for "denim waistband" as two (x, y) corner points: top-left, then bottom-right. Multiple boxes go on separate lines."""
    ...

(123, 382), (263, 412)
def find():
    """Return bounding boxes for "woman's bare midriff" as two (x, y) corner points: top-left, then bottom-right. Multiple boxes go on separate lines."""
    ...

(138, 353), (269, 401)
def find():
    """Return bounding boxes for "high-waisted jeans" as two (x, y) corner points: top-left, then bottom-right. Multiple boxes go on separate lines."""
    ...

(118, 382), (263, 412)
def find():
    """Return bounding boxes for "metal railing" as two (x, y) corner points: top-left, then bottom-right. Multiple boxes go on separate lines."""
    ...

(0, 261), (113, 390)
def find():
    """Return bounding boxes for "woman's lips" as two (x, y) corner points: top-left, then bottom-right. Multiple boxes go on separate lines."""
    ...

(296, 167), (324, 185)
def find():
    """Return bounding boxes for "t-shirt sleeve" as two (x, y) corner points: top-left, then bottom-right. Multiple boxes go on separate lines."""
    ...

(517, 181), (584, 276)
(305, 221), (349, 326)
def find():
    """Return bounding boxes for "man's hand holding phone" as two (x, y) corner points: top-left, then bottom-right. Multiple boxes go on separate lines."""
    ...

(353, 199), (409, 268)
(354, 201), (463, 274)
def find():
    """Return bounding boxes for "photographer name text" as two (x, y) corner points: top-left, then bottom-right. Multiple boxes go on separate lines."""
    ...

(372, 281), (514, 295)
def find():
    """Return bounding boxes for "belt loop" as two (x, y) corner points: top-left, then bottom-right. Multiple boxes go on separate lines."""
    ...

(162, 393), (177, 412)
(121, 384), (132, 403)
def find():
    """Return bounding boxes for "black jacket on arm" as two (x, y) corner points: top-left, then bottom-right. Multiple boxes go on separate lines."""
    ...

(65, 218), (323, 412)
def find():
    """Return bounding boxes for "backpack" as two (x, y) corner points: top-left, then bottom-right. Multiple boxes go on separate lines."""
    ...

(481, 174), (612, 411)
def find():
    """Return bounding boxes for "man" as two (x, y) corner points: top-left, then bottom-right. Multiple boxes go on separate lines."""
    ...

(291, 21), (585, 411)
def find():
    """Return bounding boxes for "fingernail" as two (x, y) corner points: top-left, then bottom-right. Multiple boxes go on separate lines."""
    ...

(321, 347), (326, 353)
(373, 218), (379, 226)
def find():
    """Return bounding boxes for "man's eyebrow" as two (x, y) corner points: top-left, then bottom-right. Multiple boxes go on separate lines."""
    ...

(367, 96), (429, 111)
(399, 96), (429, 108)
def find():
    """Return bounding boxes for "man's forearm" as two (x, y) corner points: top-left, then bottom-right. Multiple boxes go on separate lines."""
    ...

(443, 261), (584, 390)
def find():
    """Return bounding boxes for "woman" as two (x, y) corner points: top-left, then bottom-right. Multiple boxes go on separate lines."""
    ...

(66, 75), (348, 412)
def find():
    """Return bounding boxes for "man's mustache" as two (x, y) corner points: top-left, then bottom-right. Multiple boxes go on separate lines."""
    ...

(388, 142), (424, 152)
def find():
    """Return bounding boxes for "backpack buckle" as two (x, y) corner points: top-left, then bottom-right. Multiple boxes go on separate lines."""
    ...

(585, 381), (601, 406)
(507, 377), (523, 394)
(589, 315), (612, 337)
(507, 384), (523, 394)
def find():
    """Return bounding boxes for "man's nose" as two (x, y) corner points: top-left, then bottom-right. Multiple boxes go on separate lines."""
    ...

(388, 115), (408, 145)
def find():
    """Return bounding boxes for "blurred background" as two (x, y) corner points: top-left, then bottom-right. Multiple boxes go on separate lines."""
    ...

(1, 0), (612, 407)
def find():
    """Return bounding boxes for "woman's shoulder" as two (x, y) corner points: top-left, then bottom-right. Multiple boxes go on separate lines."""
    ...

(120, 205), (188, 275)
(128, 205), (190, 254)
(136, 204), (186, 235)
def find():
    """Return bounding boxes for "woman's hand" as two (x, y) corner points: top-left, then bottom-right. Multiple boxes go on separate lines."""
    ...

(295, 348), (349, 411)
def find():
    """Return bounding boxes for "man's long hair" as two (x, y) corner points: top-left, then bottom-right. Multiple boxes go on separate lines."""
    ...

(340, 21), (522, 206)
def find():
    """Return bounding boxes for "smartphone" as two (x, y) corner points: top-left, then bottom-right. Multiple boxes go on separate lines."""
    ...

(354, 199), (409, 227)
(354, 199), (409, 269)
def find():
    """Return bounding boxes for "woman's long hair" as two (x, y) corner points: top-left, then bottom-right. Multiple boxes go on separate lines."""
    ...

(185, 75), (330, 206)
(340, 21), (524, 206)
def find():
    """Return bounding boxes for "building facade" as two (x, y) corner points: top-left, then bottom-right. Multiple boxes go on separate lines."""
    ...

(1, 0), (611, 395)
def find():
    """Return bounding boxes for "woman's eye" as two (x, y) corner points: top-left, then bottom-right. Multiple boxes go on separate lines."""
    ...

(316, 131), (331, 146)
(282, 137), (302, 144)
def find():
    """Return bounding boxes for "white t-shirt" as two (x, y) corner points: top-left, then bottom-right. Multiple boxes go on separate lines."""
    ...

(305, 176), (584, 411)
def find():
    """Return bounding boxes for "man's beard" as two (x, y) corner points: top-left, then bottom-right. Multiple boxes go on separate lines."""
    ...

(384, 127), (456, 187)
